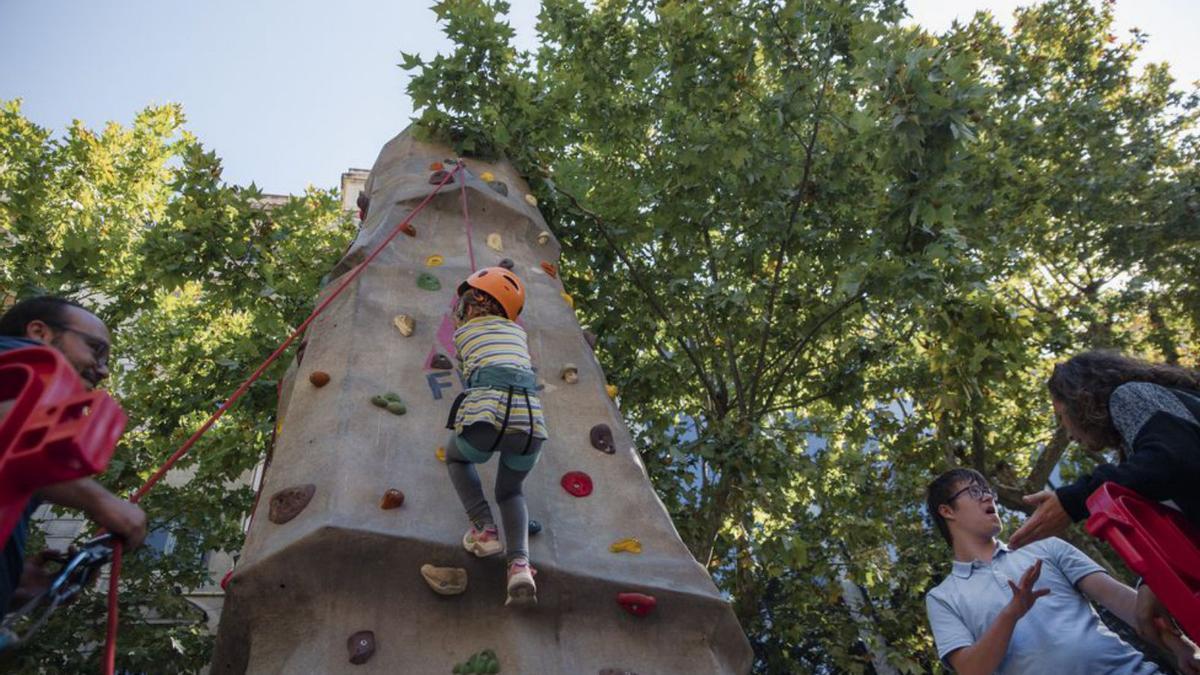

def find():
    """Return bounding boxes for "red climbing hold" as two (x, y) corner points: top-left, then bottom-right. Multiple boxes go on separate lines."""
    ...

(400, 222), (417, 237)
(561, 471), (593, 497)
(541, 261), (558, 279)
(379, 488), (405, 510)
(617, 592), (657, 617)
(220, 568), (234, 591)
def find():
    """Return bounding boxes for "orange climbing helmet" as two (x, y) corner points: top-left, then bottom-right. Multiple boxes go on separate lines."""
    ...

(457, 267), (525, 320)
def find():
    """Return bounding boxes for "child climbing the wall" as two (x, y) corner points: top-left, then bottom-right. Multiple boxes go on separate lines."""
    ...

(443, 267), (548, 608)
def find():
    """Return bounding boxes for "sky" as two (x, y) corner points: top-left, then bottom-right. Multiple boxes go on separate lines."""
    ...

(1, 1), (1196, 197)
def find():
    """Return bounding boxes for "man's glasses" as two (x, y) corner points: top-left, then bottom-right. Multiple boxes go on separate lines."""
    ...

(945, 483), (996, 505)
(57, 326), (110, 364)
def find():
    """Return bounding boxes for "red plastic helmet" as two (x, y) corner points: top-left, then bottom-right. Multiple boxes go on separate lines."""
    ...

(456, 267), (525, 320)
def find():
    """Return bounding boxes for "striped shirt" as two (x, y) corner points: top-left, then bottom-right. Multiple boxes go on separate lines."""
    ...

(453, 316), (548, 439)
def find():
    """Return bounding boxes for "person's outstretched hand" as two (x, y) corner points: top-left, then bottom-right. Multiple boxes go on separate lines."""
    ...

(88, 494), (148, 550)
(1006, 559), (1051, 618)
(1009, 490), (1071, 549)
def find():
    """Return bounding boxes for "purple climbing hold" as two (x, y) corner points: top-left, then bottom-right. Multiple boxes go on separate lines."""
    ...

(347, 630), (375, 665)
(268, 484), (316, 524)
(431, 353), (453, 370)
(590, 424), (615, 454)
(429, 169), (455, 185)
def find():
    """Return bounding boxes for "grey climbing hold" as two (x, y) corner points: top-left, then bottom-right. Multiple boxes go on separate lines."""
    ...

(420, 564), (467, 595)
(268, 484), (316, 524)
(418, 272), (441, 291)
(498, 258), (514, 270)
(583, 331), (598, 350)
(590, 424), (615, 454)
(431, 353), (453, 370)
(347, 630), (375, 665)
(429, 169), (454, 185)
(528, 519), (542, 536)
(488, 180), (509, 196)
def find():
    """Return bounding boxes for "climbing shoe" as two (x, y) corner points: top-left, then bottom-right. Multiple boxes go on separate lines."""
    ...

(505, 558), (537, 608)
(463, 524), (503, 558)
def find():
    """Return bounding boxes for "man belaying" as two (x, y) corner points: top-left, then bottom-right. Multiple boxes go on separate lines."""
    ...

(0, 296), (147, 617)
(441, 267), (548, 608)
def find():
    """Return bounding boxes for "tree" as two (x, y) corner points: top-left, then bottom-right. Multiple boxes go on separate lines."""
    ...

(402, 0), (1197, 671)
(0, 99), (355, 672)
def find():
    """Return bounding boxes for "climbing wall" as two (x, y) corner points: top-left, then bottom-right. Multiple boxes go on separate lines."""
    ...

(211, 130), (753, 674)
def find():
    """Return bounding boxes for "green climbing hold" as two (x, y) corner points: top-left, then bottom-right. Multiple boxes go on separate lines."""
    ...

(373, 392), (405, 414)
(453, 649), (500, 674)
(418, 272), (441, 291)
(386, 401), (407, 415)
(371, 395), (389, 408)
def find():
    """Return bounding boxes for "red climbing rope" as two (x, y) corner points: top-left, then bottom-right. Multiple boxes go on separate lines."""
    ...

(101, 163), (464, 675)
(458, 162), (476, 272)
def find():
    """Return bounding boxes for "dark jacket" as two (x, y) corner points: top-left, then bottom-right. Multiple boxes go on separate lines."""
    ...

(1056, 381), (1200, 525)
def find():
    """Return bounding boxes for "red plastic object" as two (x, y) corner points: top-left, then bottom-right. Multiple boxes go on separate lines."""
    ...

(617, 592), (656, 617)
(220, 568), (234, 591)
(0, 347), (126, 544)
(561, 471), (593, 497)
(1086, 482), (1200, 642)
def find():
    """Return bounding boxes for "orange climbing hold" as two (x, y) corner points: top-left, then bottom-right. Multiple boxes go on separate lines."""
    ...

(609, 538), (642, 554)
(379, 489), (405, 510)
(309, 371), (331, 387)
(430, 161), (444, 171)
(617, 592), (656, 617)
(400, 222), (417, 237)
(541, 262), (558, 279)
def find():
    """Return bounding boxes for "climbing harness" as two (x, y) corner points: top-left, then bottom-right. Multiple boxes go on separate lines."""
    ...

(0, 535), (114, 652)
(97, 162), (465, 675)
(444, 366), (538, 458)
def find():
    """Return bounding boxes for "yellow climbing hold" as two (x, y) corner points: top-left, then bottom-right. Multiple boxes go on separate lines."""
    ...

(606, 384), (618, 399)
(487, 233), (503, 252)
(436, 446), (446, 462)
(524, 193), (538, 207)
(425, 254), (444, 267)
(393, 314), (415, 337)
(480, 171), (495, 182)
(560, 291), (573, 308)
(609, 538), (642, 554)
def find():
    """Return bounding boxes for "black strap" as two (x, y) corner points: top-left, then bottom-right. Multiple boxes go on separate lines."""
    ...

(521, 391), (535, 455)
(444, 391), (468, 430)
(485, 386), (515, 453)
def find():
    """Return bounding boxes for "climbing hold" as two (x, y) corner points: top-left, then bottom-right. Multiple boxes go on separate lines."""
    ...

(561, 292), (574, 308)
(480, 171), (495, 182)
(268, 484), (316, 524)
(356, 191), (370, 219)
(583, 331), (598, 350)
(400, 222), (417, 237)
(536, 231), (551, 246)
(486, 233), (503, 252)
(488, 180), (508, 196)
(541, 262), (558, 279)
(373, 392), (405, 415)
(561, 364), (579, 384)
(420, 564), (467, 595)
(599, 670), (638, 675)
(393, 314), (415, 337)
(606, 384), (618, 399)
(616, 592), (657, 617)
(220, 568), (234, 591)
(426, 254), (444, 267)
(418, 272), (441, 291)
(347, 630), (376, 665)
(436, 446), (446, 462)
(528, 519), (542, 536)
(379, 488), (405, 510)
(429, 169), (454, 185)
(431, 353), (453, 370)
(371, 395), (390, 407)
(444, 158), (458, 165)
(309, 371), (331, 387)
(430, 161), (444, 171)
(453, 649), (500, 675)
(498, 258), (514, 270)
(609, 538), (642, 554)
(561, 471), (593, 498)
(386, 401), (407, 415)
(524, 193), (538, 207)
(590, 424), (615, 454)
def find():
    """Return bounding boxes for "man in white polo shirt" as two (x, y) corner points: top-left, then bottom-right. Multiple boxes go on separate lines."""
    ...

(923, 468), (1195, 674)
